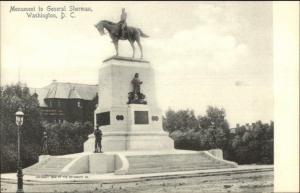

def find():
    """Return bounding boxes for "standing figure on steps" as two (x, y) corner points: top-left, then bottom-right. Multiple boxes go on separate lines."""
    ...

(118, 8), (127, 39)
(41, 131), (49, 155)
(94, 126), (103, 153)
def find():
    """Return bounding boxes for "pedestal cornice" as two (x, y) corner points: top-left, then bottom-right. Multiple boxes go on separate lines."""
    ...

(103, 56), (150, 63)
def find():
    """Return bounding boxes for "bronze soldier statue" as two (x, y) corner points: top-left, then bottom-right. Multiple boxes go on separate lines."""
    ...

(41, 131), (49, 155)
(128, 73), (147, 104)
(132, 73), (143, 94)
(94, 126), (103, 153)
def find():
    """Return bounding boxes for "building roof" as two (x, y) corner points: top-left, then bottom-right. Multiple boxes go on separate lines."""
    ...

(30, 81), (98, 107)
(29, 88), (49, 107)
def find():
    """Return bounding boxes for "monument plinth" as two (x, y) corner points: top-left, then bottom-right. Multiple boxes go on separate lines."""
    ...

(24, 56), (237, 177)
(83, 56), (174, 152)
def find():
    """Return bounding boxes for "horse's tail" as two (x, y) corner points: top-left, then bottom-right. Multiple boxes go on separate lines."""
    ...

(138, 28), (149, 38)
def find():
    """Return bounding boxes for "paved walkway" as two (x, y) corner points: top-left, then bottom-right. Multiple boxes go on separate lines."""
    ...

(1, 165), (273, 184)
(1, 165), (274, 193)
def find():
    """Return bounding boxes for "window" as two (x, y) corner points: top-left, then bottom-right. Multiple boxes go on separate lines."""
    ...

(77, 101), (82, 108)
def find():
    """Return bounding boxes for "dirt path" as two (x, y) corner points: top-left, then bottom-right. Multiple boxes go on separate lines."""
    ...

(1, 170), (273, 193)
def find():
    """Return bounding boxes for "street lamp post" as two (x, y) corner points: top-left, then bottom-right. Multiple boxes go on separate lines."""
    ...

(15, 108), (24, 193)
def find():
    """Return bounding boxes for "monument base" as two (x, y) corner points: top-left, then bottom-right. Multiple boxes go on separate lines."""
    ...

(22, 57), (235, 177)
(84, 131), (174, 152)
(23, 149), (237, 176)
(85, 102), (174, 152)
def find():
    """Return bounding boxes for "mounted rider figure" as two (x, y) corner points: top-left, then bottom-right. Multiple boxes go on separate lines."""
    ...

(94, 8), (149, 58)
(118, 8), (127, 39)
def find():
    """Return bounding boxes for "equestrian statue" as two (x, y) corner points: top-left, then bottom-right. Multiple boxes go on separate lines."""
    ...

(95, 8), (149, 59)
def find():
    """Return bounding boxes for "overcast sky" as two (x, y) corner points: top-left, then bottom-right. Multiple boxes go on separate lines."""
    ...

(1, 1), (273, 127)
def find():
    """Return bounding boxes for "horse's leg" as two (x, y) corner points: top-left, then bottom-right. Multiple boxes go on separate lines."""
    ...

(137, 39), (143, 59)
(113, 40), (119, 56)
(116, 41), (119, 56)
(135, 33), (143, 59)
(130, 41), (135, 58)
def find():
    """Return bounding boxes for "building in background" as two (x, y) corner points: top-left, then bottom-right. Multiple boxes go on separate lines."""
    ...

(30, 80), (98, 123)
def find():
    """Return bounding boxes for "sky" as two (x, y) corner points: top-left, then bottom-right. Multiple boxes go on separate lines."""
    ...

(1, 1), (273, 127)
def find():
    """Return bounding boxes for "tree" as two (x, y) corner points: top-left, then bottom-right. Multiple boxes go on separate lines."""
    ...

(165, 106), (231, 152)
(44, 121), (93, 155)
(198, 106), (231, 153)
(230, 121), (274, 164)
(164, 107), (274, 165)
(1, 84), (43, 172)
(164, 109), (199, 133)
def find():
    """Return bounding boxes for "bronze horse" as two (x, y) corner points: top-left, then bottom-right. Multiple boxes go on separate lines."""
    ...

(95, 20), (149, 59)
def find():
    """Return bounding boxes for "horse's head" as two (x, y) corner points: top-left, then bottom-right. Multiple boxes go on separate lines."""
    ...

(94, 21), (105, 35)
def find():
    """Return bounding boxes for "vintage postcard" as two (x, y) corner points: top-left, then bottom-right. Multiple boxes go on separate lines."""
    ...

(0, 1), (299, 193)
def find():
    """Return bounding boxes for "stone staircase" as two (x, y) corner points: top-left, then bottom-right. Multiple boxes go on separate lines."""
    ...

(23, 150), (237, 176)
(24, 157), (74, 176)
(123, 151), (237, 174)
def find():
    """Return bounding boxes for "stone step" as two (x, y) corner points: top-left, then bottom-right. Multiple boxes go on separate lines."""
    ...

(128, 158), (221, 165)
(24, 172), (62, 176)
(127, 155), (211, 165)
(128, 163), (228, 170)
(123, 152), (236, 174)
(128, 158), (214, 165)
(127, 164), (229, 171)
(126, 165), (230, 174)
(24, 157), (75, 176)
(25, 170), (64, 175)
(26, 168), (64, 172)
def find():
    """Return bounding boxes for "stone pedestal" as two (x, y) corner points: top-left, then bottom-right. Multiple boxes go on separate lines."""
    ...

(25, 56), (238, 176)
(84, 56), (174, 152)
